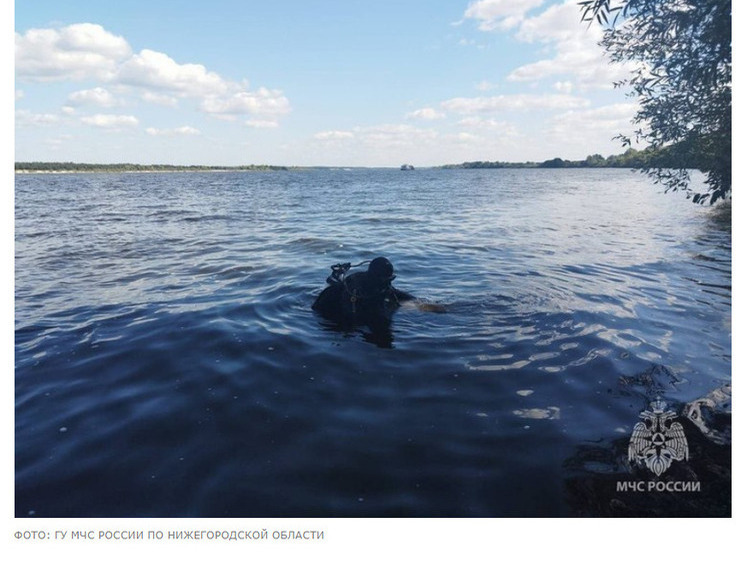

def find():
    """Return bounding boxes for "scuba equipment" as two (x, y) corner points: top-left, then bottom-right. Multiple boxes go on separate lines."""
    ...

(325, 260), (370, 285)
(313, 256), (414, 322)
(322, 259), (399, 315)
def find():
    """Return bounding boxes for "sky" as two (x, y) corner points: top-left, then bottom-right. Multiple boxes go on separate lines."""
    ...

(13, 0), (642, 167)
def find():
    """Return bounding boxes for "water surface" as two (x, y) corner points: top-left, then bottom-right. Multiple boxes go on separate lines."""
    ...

(15, 168), (731, 516)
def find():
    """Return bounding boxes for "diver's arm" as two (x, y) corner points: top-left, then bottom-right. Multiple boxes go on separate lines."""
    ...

(392, 288), (416, 302)
(393, 288), (447, 312)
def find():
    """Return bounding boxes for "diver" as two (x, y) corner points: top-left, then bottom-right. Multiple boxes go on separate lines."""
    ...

(312, 257), (415, 329)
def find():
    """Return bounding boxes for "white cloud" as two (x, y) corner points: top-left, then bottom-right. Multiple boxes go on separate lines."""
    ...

(441, 93), (589, 114)
(141, 91), (179, 107)
(514, 0), (585, 43)
(406, 107), (445, 120)
(245, 120), (279, 128)
(67, 87), (119, 107)
(444, 132), (483, 143)
(61, 106), (76, 115)
(44, 134), (74, 150)
(15, 23), (131, 82)
(461, 1), (632, 91)
(314, 130), (355, 141)
(117, 49), (228, 97)
(200, 88), (291, 118)
(16, 90), (24, 100)
(354, 124), (439, 148)
(16, 110), (61, 127)
(544, 103), (638, 145)
(463, 0), (546, 31)
(16, 22), (292, 132)
(173, 126), (200, 135)
(306, 123), (453, 167)
(507, 0), (632, 90)
(507, 39), (626, 88)
(553, 80), (573, 93)
(457, 117), (519, 135)
(475, 80), (500, 91)
(313, 125), (439, 150)
(145, 126), (200, 136)
(81, 114), (139, 128)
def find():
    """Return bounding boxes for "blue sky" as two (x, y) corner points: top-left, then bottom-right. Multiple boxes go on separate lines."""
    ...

(14, 0), (641, 166)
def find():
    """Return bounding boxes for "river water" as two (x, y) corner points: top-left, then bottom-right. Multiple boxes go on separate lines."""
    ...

(15, 168), (731, 516)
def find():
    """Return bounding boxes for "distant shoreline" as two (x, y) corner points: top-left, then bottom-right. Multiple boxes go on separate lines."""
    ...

(14, 168), (290, 174)
(14, 163), (294, 174)
(14, 148), (681, 174)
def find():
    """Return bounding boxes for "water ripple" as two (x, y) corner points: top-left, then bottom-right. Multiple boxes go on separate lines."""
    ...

(15, 169), (731, 516)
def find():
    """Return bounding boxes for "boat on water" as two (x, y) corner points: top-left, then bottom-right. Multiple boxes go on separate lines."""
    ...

(400, 164), (415, 170)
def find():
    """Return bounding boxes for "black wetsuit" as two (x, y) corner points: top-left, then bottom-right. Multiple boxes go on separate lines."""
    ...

(312, 271), (414, 327)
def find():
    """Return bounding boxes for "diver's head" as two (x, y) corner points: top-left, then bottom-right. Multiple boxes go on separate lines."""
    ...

(367, 257), (396, 288)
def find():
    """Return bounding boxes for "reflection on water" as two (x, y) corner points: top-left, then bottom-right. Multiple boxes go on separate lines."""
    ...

(15, 169), (730, 516)
(513, 407), (561, 420)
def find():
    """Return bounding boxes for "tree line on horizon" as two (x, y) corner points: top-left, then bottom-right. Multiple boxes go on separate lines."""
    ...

(16, 146), (684, 173)
(14, 162), (290, 172)
(442, 146), (681, 169)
